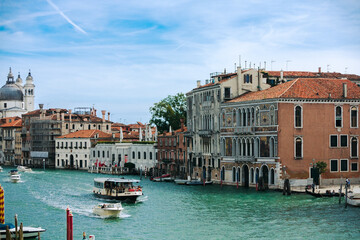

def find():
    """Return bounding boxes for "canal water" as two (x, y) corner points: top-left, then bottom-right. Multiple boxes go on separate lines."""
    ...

(2, 167), (360, 240)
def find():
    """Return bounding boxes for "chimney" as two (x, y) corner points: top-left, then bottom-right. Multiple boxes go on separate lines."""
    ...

(205, 79), (209, 84)
(94, 109), (97, 117)
(224, 68), (226, 74)
(39, 104), (43, 110)
(69, 109), (72, 122)
(197, 80), (201, 88)
(180, 118), (184, 131)
(343, 83), (347, 98)
(101, 110), (106, 122)
(280, 69), (284, 81)
(318, 67), (321, 73)
(108, 112), (110, 121)
(56, 108), (60, 120)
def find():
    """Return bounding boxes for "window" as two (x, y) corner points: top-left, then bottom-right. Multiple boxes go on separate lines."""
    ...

(295, 137), (302, 159)
(97, 151), (100, 157)
(335, 106), (342, 127)
(150, 152), (152, 160)
(351, 162), (358, 172)
(144, 152), (146, 159)
(295, 106), (302, 128)
(351, 137), (358, 158)
(340, 159), (348, 172)
(93, 151), (95, 157)
(350, 106), (358, 128)
(330, 135), (338, 147)
(340, 135), (348, 147)
(224, 88), (231, 99)
(4, 103), (6, 108)
(330, 159), (338, 172)
(132, 151), (135, 159)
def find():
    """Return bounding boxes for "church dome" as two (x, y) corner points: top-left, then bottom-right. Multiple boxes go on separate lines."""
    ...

(0, 84), (23, 101)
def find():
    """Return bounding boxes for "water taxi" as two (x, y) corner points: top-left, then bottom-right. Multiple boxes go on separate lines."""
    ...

(0, 223), (45, 239)
(93, 203), (123, 217)
(93, 178), (142, 203)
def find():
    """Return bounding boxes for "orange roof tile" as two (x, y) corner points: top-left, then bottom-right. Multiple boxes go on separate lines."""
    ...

(0, 118), (22, 128)
(229, 78), (360, 103)
(57, 130), (112, 139)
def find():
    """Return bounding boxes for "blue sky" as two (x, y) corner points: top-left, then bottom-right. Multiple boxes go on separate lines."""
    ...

(1, 0), (359, 124)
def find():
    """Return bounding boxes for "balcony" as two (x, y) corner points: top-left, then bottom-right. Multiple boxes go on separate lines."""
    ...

(4, 136), (14, 141)
(199, 129), (213, 137)
(234, 126), (254, 135)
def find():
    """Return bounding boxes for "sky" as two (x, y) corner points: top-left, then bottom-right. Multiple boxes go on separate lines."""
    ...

(0, 0), (359, 124)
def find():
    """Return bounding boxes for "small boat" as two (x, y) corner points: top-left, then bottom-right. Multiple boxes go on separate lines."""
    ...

(0, 223), (46, 239)
(305, 189), (343, 198)
(346, 191), (360, 207)
(185, 180), (213, 185)
(9, 169), (18, 175)
(174, 179), (188, 185)
(93, 203), (123, 217)
(10, 174), (21, 183)
(151, 174), (171, 182)
(93, 178), (143, 203)
(17, 166), (32, 172)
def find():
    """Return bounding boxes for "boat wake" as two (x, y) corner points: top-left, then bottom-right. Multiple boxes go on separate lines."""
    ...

(136, 195), (148, 203)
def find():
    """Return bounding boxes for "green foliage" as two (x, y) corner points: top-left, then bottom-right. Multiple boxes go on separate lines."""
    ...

(316, 161), (327, 174)
(149, 93), (186, 133)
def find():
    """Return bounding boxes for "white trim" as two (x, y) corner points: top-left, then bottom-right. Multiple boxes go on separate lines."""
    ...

(351, 162), (358, 172)
(329, 134), (338, 148)
(340, 159), (349, 172)
(294, 105), (303, 128)
(350, 106), (358, 128)
(330, 159), (338, 172)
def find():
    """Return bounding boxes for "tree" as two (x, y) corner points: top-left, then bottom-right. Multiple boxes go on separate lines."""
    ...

(149, 93), (186, 133)
(315, 161), (327, 188)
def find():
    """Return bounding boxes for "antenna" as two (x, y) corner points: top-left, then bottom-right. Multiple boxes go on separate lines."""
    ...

(286, 60), (291, 71)
(234, 63), (237, 72)
(239, 55), (241, 68)
(253, 63), (255, 69)
(264, 61), (266, 70)
(271, 60), (276, 71)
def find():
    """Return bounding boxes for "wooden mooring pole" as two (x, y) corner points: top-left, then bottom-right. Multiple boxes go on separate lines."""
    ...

(15, 214), (18, 240)
(339, 183), (342, 204)
(345, 184), (348, 208)
(19, 222), (23, 240)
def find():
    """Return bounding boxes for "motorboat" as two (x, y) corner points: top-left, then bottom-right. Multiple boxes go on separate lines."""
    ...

(151, 174), (172, 182)
(8, 169), (18, 175)
(17, 166), (32, 172)
(10, 174), (21, 183)
(185, 180), (213, 185)
(347, 191), (360, 207)
(174, 179), (188, 185)
(93, 203), (123, 217)
(0, 223), (46, 239)
(93, 178), (143, 203)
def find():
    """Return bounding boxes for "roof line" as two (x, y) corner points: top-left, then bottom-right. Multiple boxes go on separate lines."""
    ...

(279, 78), (299, 98)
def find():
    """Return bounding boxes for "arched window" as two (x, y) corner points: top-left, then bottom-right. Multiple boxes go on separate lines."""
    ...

(295, 106), (302, 128)
(335, 106), (342, 127)
(270, 168), (275, 185)
(295, 137), (303, 159)
(250, 168), (254, 183)
(132, 151), (135, 159)
(144, 152), (146, 159)
(351, 106), (358, 128)
(233, 110), (236, 127)
(150, 152), (153, 160)
(232, 167), (236, 182)
(221, 166), (225, 181)
(351, 137), (358, 158)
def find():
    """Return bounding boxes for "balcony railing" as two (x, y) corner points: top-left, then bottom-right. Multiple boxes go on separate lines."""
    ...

(234, 126), (254, 134)
(199, 129), (213, 136)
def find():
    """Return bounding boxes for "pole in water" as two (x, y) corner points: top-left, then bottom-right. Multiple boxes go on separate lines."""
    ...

(43, 159), (45, 171)
(0, 184), (4, 224)
(69, 212), (73, 240)
(339, 183), (342, 204)
(345, 184), (348, 208)
(66, 207), (70, 240)
(15, 214), (18, 240)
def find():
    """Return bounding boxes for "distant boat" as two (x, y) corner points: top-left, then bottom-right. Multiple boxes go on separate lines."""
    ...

(93, 178), (143, 203)
(151, 174), (172, 182)
(10, 174), (21, 183)
(17, 166), (32, 172)
(9, 169), (18, 175)
(185, 180), (213, 186)
(93, 203), (123, 217)
(347, 191), (360, 207)
(174, 179), (188, 185)
(305, 189), (343, 198)
(0, 223), (45, 239)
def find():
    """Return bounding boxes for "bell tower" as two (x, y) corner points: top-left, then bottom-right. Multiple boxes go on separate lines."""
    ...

(24, 70), (35, 111)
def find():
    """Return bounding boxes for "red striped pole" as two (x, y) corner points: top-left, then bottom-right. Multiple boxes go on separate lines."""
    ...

(0, 184), (4, 224)
(69, 212), (73, 240)
(66, 207), (70, 240)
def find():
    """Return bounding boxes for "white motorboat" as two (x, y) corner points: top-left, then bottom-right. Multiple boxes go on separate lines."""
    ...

(347, 191), (360, 207)
(93, 203), (123, 217)
(17, 166), (32, 172)
(10, 174), (21, 183)
(174, 179), (188, 185)
(9, 169), (18, 175)
(93, 178), (143, 203)
(0, 223), (45, 239)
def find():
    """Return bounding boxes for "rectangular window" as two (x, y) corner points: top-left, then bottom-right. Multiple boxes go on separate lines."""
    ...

(224, 88), (231, 99)
(340, 135), (347, 147)
(330, 135), (338, 147)
(340, 159), (348, 172)
(351, 162), (358, 172)
(330, 159), (338, 172)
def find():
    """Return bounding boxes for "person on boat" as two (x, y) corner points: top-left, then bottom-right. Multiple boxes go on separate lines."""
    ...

(137, 186), (142, 191)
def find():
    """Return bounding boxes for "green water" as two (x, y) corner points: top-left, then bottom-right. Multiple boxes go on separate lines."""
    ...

(2, 167), (360, 240)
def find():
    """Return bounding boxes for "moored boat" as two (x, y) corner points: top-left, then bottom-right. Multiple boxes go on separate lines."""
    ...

(8, 169), (18, 175)
(0, 223), (46, 239)
(174, 179), (188, 185)
(10, 174), (21, 183)
(346, 191), (360, 207)
(17, 166), (32, 172)
(93, 178), (142, 203)
(185, 180), (213, 185)
(93, 203), (123, 217)
(151, 174), (171, 182)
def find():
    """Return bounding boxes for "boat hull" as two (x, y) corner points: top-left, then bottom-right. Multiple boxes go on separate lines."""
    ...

(347, 193), (360, 207)
(93, 193), (140, 203)
(0, 227), (45, 240)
